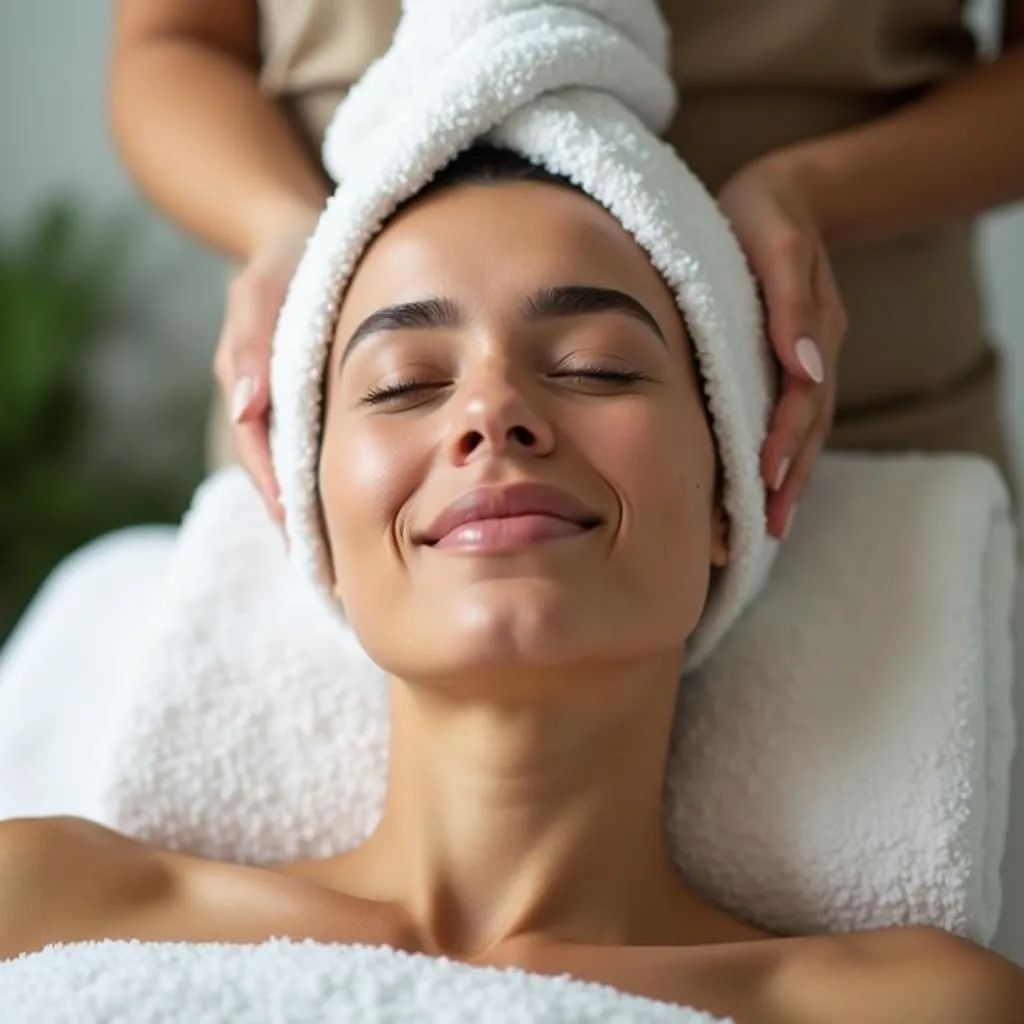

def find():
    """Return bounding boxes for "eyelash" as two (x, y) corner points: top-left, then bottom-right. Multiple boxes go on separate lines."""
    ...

(361, 380), (439, 405)
(360, 366), (648, 406)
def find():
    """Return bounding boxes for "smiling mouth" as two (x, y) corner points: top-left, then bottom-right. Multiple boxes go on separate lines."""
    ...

(429, 513), (600, 553)
(417, 483), (603, 555)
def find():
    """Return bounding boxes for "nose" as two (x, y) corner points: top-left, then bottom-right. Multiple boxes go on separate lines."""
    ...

(445, 359), (555, 465)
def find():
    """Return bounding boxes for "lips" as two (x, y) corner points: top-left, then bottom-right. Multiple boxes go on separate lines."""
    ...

(417, 482), (602, 551)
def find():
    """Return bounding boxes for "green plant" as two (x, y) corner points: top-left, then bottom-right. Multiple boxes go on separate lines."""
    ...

(0, 200), (193, 640)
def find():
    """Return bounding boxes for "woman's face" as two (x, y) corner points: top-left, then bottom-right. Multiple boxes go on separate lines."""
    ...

(320, 178), (728, 685)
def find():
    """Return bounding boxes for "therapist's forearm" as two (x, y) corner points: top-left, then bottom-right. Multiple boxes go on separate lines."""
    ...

(109, 35), (330, 260)
(776, 43), (1024, 250)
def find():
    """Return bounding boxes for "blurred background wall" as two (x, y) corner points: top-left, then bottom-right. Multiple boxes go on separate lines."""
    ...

(0, 0), (225, 637)
(0, 0), (1021, 641)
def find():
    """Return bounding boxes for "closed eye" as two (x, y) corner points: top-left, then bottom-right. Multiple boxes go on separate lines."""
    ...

(360, 367), (648, 407)
(360, 380), (449, 405)
(549, 366), (649, 389)
(551, 367), (646, 382)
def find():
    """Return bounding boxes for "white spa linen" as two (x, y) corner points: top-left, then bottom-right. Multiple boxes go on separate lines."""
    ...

(85, 453), (1016, 944)
(269, 0), (776, 670)
(0, 527), (177, 821)
(0, 941), (727, 1024)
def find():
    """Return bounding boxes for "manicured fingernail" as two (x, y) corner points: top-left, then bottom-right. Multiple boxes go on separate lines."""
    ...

(231, 375), (256, 423)
(794, 337), (824, 384)
(783, 503), (798, 540)
(773, 455), (791, 492)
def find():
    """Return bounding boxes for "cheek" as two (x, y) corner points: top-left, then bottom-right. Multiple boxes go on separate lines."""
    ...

(319, 422), (423, 597)
(589, 404), (716, 563)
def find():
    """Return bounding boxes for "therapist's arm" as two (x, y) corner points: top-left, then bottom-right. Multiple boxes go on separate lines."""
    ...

(108, 0), (330, 260)
(773, 0), (1024, 250)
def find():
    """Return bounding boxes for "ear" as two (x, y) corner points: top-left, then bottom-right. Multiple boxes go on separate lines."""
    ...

(710, 500), (730, 569)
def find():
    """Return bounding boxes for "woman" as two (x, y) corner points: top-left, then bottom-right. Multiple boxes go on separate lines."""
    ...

(1, 145), (1022, 1022)
(108, 1), (1024, 542)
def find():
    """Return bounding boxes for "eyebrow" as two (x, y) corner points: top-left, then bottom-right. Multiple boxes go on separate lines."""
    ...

(524, 285), (665, 343)
(340, 284), (664, 366)
(342, 296), (462, 359)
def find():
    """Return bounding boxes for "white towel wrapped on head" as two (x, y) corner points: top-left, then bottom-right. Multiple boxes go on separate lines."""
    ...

(72, 452), (1013, 944)
(269, 0), (776, 671)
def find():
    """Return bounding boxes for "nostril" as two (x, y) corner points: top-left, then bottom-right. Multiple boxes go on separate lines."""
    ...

(456, 424), (537, 458)
(509, 425), (535, 446)
(459, 430), (485, 457)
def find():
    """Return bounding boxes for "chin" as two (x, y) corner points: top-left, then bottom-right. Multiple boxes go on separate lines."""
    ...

(368, 590), (596, 687)
(459, 596), (584, 668)
(350, 577), (697, 688)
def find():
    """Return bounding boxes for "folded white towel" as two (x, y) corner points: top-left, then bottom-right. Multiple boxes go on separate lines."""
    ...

(82, 454), (1015, 943)
(0, 527), (177, 820)
(269, 0), (776, 669)
(0, 941), (727, 1024)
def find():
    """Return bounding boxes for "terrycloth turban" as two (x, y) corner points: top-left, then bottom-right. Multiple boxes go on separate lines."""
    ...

(269, 0), (777, 668)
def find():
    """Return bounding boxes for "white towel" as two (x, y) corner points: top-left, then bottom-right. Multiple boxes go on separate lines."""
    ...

(269, 0), (776, 670)
(77, 453), (1015, 943)
(0, 527), (177, 820)
(0, 941), (728, 1023)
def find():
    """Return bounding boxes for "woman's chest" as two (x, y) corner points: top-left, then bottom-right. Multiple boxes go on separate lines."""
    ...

(509, 939), (784, 1022)
(176, 860), (781, 1019)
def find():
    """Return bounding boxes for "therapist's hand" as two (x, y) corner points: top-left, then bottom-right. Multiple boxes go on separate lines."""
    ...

(718, 152), (847, 540)
(212, 210), (319, 526)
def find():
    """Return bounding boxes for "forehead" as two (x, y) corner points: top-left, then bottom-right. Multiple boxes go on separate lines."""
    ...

(335, 180), (684, 336)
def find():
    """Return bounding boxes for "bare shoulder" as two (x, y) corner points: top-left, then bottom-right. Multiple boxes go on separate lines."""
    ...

(0, 816), (172, 961)
(0, 817), (417, 958)
(773, 926), (1024, 1024)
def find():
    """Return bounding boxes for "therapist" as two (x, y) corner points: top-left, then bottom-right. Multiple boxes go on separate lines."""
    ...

(108, 0), (1024, 537)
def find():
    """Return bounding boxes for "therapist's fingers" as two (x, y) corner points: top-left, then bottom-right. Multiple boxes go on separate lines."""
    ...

(767, 426), (825, 540)
(757, 224), (824, 383)
(764, 254), (845, 539)
(232, 416), (284, 526)
(213, 264), (285, 522)
(812, 252), (848, 374)
(761, 372), (819, 483)
(749, 230), (830, 504)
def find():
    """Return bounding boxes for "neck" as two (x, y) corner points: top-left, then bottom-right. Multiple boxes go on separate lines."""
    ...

(346, 658), (704, 958)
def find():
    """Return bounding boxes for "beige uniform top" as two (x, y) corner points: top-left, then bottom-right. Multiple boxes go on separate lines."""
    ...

(254, 0), (1010, 477)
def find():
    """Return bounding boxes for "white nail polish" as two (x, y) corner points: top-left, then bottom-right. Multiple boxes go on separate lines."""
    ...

(773, 456), (791, 492)
(231, 376), (255, 423)
(783, 504), (798, 541)
(794, 337), (825, 384)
